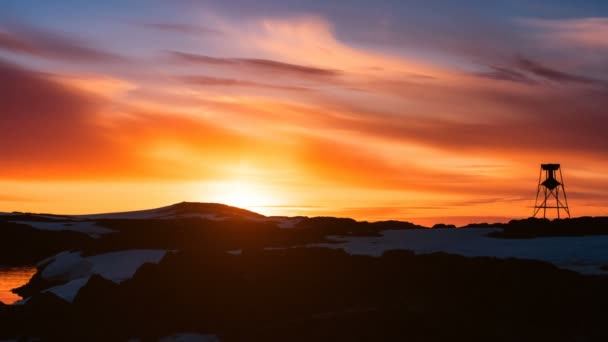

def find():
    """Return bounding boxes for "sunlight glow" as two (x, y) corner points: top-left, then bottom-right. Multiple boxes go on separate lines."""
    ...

(206, 180), (279, 214)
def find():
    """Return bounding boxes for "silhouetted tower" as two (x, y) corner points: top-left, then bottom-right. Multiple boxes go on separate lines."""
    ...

(533, 164), (570, 219)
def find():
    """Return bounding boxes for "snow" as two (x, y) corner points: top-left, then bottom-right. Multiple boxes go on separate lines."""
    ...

(310, 228), (608, 274)
(41, 251), (92, 280)
(36, 249), (167, 302)
(74, 205), (226, 221)
(3, 203), (265, 231)
(45, 277), (90, 302)
(75, 206), (175, 220)
(0, 212), (72, 220)
(12, 297), (30, 305)
(174, 213), (225, 220)
(159, 333), (220, 342)
(12, 220), (114, 237)
(87, 250), (167, 282)
(7, 207), (225, 237)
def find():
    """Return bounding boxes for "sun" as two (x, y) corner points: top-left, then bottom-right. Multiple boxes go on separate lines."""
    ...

(206, 180), (277, 214)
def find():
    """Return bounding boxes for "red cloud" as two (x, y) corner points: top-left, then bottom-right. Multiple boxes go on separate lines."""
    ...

(0, 25), (123, 62)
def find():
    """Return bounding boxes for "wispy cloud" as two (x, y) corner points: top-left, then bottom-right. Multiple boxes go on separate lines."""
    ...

(0, 58), (114, 177)
(478, 65), (537, 85)
(170, 51), (341, 77)
(477, 57), (608, 88)
(0, 25), (123, 62)
(0, 30), (37, 54)
(521, 17), (608, 49)
(516, 57), (608, 87)
(137, 22), (223, 35)
(181, 75), (311, 91)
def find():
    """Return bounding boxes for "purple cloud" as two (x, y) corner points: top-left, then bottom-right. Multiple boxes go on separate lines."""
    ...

(170, 51), (341, 77)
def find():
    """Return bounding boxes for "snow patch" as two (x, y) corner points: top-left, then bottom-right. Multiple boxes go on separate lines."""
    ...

(74, 205), (226, 220)
(76, 206), (174, 220)
(44, 277), (90, 302)
(174, 213), (226, 220)
(12, 220), (114, 237)
(87, 250), (167, 282)
(36, 249), (167, 302)
(310, 228), (608, 275)
(41, 251), (92, 280)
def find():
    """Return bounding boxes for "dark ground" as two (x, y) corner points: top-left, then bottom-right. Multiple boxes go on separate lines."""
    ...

(2, 204), (608, 341)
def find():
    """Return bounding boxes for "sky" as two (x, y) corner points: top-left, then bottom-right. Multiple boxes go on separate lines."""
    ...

(1, 0), (608, 225)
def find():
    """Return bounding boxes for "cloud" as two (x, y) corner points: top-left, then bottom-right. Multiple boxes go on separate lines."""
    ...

(293, 133), (521, 196)
(516, 57), (608, 87)
(477, 65), (536, 85)
(3, 8), (608, 219)
(0, 25), (123, 62)
(48, 74), (137, 98)
(0, 58), (116, 177)
(521, 17), (608, 49)
(315, 95), (608, 158)
(170, 51), (341, 77)
(0, 30), (37, 54)
(138, 22), (223, 35)
(0, 59), (295, 181)
(181, 75), (310, 91)
(476, 56), (608, 88)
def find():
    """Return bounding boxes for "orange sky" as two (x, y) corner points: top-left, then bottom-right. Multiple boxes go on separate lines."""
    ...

(1, 2), (608, 224)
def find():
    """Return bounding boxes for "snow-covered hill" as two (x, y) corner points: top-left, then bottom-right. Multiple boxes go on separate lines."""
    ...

(1, 202), (267, 237)
(73, 202), (264, 220)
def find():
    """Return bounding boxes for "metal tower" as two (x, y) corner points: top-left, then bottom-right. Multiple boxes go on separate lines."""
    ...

(533, 164), (570, 219)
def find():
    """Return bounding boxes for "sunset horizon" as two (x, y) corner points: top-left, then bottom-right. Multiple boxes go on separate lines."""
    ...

(1, 199), (522, 227)
(3, 2), (608, 340)
(2, 1), (608, 224)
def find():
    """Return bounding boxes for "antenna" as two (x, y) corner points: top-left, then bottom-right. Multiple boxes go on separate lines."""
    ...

(533, 164), (570, 219)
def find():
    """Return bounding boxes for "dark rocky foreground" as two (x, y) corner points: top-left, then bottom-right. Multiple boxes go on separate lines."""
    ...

(2, 248), (608, 341)
(2, 203), (608, 341)
(0, 221), (93, 265)
(464, 216), (608, 238)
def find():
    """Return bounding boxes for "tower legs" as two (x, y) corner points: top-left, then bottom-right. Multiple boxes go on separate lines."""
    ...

(533, 164), (570, 219)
